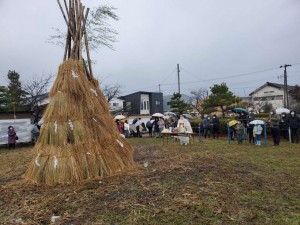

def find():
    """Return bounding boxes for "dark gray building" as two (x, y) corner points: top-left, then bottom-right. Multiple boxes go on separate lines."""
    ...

(121, 91), (163, 115)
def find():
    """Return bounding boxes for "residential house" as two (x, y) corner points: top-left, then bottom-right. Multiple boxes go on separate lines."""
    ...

(109, 97), (124, 113)
(120, 91), (163, 115)
(249, 82), (295, 111)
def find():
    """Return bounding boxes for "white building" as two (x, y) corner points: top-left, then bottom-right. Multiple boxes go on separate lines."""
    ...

(249, 82), (295, 111)
(109, 97), (124, 113)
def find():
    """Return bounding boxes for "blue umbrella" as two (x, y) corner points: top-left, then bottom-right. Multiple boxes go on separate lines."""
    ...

(233, 107), (248, 114)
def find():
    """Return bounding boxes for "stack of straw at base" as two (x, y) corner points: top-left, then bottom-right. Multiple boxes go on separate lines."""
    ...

(25, 60), (134, 185)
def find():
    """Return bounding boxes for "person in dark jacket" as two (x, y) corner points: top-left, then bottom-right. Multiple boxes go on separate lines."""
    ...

(211, 115), (219, 139)
(146, 120), (154, 137)
(7, 126), (17, 149)
(279, 113), (289, 140)
(287, 110), (300, 143)
(153, 118), (159, 138)
(203, 116), (211, 138)
(269, 110), (280, 146)
(239, 112), (248, 127)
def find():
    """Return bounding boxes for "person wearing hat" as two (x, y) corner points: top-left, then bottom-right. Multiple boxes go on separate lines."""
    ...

(7, 126), (17, 149)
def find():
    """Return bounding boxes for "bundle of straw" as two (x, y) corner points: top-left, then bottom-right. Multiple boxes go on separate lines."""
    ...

(25, 60), (135, 185)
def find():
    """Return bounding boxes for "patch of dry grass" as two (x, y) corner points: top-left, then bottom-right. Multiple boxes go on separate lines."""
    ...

(0, 138), (299, 224)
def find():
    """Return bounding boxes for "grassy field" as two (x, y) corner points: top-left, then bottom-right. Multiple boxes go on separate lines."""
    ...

(0, 137), (299, 225)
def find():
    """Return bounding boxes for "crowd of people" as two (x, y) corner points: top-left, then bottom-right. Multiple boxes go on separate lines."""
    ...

(202, 110), (299, 146)
(114, 110), (300, 147)
(7, 110), (298, 148)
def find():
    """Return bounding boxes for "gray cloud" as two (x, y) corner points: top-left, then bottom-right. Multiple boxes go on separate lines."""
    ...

(1, 0), (299, 96)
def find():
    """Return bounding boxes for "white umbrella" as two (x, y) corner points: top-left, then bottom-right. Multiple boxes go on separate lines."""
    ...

(275, 108), (290, 114)
(133, 119), (144, 126)
(152, 113), (164, 117)
(114, 115), (125, 120)
(249, 120), (265, 125)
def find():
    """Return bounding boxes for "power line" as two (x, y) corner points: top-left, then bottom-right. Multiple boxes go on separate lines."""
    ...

(158, 68), (177, 84)
(122, 64), (300, 95)
(160, 67), (280, 86)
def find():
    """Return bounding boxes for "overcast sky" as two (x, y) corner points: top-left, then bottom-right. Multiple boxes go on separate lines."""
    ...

(0, 0), (299, 97)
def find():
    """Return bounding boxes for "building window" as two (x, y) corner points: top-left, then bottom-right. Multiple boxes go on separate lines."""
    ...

(140, 101), (143, 110)
(126, 102), (131, 111)
(156, 101), (160, 105)
(113, 103), (119, 107)
(141, 100), (149, 110)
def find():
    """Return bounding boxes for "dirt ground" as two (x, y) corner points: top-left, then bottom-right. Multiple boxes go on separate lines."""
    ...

(0, 138), (300, 224)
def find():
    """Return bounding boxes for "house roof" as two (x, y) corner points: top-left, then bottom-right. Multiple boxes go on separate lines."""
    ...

(120, 91), (162, 98)
(249, 82), (295, 96)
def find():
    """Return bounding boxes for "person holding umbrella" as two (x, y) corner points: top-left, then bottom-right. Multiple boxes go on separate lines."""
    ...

(287, 110), (300, 143)
(253, 123), (263, 146)
(269, 110), (280, 146)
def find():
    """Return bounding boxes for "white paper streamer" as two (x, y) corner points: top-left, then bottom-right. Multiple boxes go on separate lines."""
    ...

(54, 121), (58, 133)
(71, 70), (78, 78)
(93, 118), (97, 122)
(90, 88), (98, 96)
(35, 153), (41, 167)
(51, 215), (60, 223)
(68, 119), (74, 130)
(116, 139), (124, 148)
(53, 156), (58, 169)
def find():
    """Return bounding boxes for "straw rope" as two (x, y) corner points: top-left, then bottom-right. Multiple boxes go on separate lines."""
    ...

(25, 60), (135, 185)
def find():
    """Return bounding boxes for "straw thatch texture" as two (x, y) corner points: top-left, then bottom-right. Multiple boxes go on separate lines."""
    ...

(25, 60), (134, 185)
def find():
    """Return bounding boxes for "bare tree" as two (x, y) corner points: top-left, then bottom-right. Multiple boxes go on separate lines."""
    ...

(48, 5), (118, 51)
(190, 87), (208, 115)
(23, 75), (54, 121)
(102, 83), (121, 103)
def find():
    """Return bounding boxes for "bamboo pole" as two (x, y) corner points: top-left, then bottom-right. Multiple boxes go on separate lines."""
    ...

(57, 0), (75, 41)
(63, 0), (69, 18)
(79, 4), (84, 60)
(84, 29), (93, 78)
(63, 30), (70, 61)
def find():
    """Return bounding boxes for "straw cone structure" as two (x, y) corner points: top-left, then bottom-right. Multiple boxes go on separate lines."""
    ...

(25, 60), (134, 185)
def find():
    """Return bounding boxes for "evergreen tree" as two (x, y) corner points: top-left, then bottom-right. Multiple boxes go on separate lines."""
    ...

(203, 83), (240, 118)
(169, 93), (192, 115)
(0, 86), (8, 111)
(5, 70), (27, 111)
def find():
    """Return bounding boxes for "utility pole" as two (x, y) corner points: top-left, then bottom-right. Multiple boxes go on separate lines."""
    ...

(177, 64), (180, 94)
(280, 64), (292, 108)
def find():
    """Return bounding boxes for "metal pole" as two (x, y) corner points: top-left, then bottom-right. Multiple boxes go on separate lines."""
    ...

(227, 123), (231, 144)
(198, 123), (201, 143)
(177, 64), (180, 94)
(264, 120), (267, 147)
